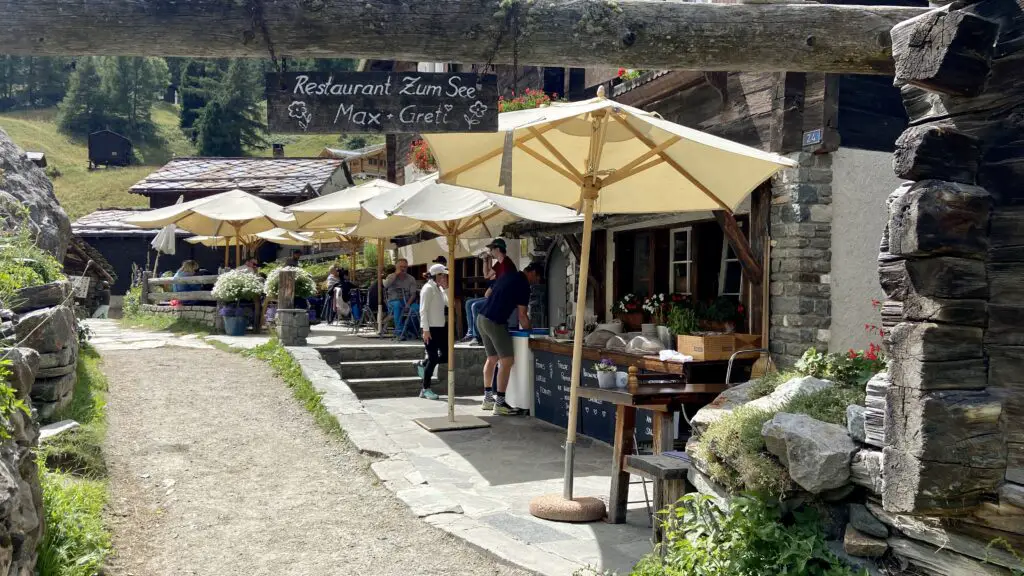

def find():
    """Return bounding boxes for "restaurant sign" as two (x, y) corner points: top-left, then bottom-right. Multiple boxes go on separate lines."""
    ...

(266, 72), (499, 134)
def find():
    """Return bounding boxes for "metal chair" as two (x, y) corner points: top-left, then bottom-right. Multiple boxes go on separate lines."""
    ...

(629, 436), (655, 527)
(725, 348), (776, 387)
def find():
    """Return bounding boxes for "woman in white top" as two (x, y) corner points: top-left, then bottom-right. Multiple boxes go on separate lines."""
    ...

(418, 263), (449, 400)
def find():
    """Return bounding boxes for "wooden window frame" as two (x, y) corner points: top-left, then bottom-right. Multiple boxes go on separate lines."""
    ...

(669, 226), (693, 295)
(719, 221), (743, 296)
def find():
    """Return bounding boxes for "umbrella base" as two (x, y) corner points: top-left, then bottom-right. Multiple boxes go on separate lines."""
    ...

(414, 415), (491, 432)
(529, 494), (606, 523)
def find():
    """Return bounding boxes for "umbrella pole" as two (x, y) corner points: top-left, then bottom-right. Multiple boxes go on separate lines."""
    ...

(223, 239), (229, 269)
(447, 234), (457, 423)
(563, 189), (597, 500)
(233, 224), (242, 267)
(377, 238), (385, 335)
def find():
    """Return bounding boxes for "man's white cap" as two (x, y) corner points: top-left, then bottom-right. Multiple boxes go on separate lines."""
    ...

(428, 263), (448, 276)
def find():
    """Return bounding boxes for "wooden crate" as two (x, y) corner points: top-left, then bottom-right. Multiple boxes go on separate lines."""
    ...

(677, 333), (762, 361)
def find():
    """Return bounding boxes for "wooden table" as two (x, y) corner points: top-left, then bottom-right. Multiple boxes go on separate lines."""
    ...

(576, 382), (725, 523)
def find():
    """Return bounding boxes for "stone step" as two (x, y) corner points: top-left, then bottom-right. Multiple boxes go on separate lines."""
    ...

(318, 345), (426, 363)
(336, 359), (423, 380)
(343, 375), (482, 399)
(344, 376), (434, 399)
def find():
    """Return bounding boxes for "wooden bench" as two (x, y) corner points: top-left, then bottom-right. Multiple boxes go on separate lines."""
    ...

(625, 453), (694, 547)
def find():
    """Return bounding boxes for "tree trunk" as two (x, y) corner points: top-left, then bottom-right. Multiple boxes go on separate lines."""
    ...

(0, 0), (926, 74)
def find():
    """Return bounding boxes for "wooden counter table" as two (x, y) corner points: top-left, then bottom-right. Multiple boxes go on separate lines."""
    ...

(528, 337), (744, 523)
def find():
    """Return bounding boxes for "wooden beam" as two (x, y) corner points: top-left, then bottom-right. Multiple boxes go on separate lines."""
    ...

(713, 210), (762, 285)
(0, 1), (927, 74)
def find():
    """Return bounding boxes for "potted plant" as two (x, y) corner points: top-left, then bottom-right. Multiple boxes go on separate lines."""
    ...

(595, 359), (617, 389)
(613, 293), (643, 331)
(264, 266), (317, 304)
(211, 269), (265, 336)
(642, 292), (670, 344)
(699, 296), (745, 333)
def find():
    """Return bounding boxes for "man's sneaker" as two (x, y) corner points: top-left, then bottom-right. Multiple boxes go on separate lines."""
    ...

(419, 388), (440, 400)
(458, 336), (475, 344)
(494, 403), (528, 416)
(481, 398), (494, 410)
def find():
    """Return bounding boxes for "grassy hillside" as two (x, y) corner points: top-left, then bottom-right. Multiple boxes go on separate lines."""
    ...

(0, 102), (369, 220)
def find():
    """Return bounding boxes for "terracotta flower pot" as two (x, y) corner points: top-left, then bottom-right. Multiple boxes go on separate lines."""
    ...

(618, 312), (643, 331)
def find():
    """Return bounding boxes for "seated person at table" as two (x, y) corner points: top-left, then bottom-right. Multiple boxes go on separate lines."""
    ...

(172, 260), (200, 293)
(460, 254), (496, 344)
(285, 249), (302, 267)
(384, 258), (419, 337)
(477, 262), (542, 415)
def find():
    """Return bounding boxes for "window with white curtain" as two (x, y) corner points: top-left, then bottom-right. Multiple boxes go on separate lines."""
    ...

(669, 227), (692, 294)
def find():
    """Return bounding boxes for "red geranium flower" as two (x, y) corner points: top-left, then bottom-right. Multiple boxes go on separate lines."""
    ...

(618, 68), (626, 77)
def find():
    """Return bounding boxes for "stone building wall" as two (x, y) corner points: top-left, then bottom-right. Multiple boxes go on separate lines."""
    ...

(769, 151), (834, 365)
(10, 282), (78, 420)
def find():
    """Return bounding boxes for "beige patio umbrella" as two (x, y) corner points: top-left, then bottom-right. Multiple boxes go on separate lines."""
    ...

(288, 180), (401, 335)
(354, 175), (581, 432)
(424, 88), (796, 519)
(124, 189), (297, 267)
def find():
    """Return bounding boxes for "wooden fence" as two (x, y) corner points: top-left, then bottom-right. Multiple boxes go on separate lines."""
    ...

(140, 273), (220, 304)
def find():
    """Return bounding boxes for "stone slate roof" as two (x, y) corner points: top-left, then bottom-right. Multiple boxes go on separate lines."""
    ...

(130, 157), (345, 198)
(71, 208), (187, 237)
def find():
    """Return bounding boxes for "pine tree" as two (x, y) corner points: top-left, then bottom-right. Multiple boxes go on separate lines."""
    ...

(56, 57), (111, 137)
(178, 59), (226, 140)
(195, 60), (268, 156)
(98, 56), (169, 138)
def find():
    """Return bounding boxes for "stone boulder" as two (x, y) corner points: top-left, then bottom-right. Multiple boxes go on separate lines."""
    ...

(849, 503), (888, 538)
(0, 128), (71, 260)
(747, 375), (833, 412)
(690, 380), (755, 434)
(38, 339), (77, 371)
(843, 525), (888, 558)
(14, 305), (76, 354)
(762, 413), (858, 493)
(11, 281), (70, 314)
(3, 348), (38, 400)
(847, 405), (867, 443)
(31, 372), (75, 403)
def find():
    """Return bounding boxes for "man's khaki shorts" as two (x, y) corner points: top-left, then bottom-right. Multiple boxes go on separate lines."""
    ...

(477, 315), (513, 358)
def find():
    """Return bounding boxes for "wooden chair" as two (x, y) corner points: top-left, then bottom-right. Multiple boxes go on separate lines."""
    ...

(625, 453), (693, 548)
(726, 348), (776, 387)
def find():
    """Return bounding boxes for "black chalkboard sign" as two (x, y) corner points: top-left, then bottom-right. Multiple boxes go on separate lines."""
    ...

(532, 351), (663, 446)
(266, 71), (499, 134)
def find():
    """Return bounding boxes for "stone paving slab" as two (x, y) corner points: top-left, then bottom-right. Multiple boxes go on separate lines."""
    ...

(284, 344), (656, 576)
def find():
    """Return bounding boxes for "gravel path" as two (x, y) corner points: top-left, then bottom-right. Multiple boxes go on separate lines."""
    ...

(101, 346), (533, 576)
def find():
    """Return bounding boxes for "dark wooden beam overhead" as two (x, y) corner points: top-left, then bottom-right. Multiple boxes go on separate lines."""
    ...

(0, 0), (927, 74)
(713, 210), (763, 285)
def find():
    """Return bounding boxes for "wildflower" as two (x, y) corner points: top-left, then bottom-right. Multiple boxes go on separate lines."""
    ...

(618, 68), (626, 77)
(848, 348), (857, 359)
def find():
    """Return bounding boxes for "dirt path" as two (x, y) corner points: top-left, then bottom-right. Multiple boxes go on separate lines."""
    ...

(100, 345), (532, 576)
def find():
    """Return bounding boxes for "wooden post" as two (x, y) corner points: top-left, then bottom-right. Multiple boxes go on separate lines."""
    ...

(279, 269), (296, 308)
(564, 187), (596, 500)
(140, 271), (151, 306)
(447, 233), (457, 422)
(223, 237), (229, 269)
(232, 223), (242, 268)
(377, 238), (385, 334)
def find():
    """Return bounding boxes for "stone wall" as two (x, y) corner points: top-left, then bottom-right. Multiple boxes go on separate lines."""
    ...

(140, 303), (218, 329)
(1, 348), (47, 575)
(10, 281), (78, 420)
(0, 129), (71, 261)
(769, 151), (833, 365)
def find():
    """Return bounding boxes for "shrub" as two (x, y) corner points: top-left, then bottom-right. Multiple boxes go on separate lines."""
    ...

(0, 213), (66, 308)
(795, 346), (884, 388)
(694, 405), (790, 495)
(211, 269), (264, 302)
(631, 494), (864, 576)
(746, 370), (801, 401)
(786, 386), (866, 427)
(122, 284), (142, 317)
(264, 266), (316, 299)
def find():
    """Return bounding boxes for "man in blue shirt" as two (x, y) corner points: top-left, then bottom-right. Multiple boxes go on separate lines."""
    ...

(477, 262), (542, 415)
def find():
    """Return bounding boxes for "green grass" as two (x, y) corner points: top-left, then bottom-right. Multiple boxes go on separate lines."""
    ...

(0, 103), (363, 220)
(37, 342), (113, 576)
(119, 312), (213, 335)
(244, 339), (344, 438)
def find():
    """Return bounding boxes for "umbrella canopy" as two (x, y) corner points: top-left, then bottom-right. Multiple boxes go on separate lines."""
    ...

(286, 179), (401, 230)
(425, 96), (796, 214)
(123, 189), (297, 236)
(354, 175), (580, 431)
(185, 235), (243, 248)
(353, 175), (582, 240)
(124, 189), (297, 266)
(396, 237), (496, 265)
(423, 89), (796, 510)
